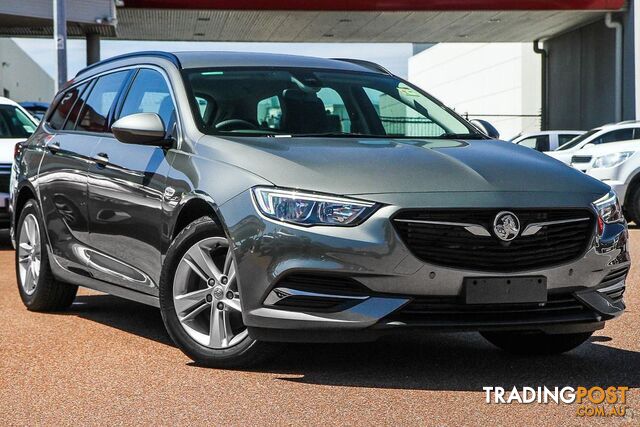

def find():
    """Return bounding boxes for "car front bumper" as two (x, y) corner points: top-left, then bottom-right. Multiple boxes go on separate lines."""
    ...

(220, 190), (629, 342)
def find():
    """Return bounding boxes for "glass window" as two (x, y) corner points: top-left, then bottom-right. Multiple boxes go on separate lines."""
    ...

(556, 129), (599, 150)
(63, 82), (90, 130)
(316, 88), (351, 132)
(595, 129), (634, 144)
(184, 68), (478, 138)
(120, 69), (175, 131)
(77, 71), (129, 133)
(517, 136), (541, 150)
(558, 134), (579, 146)
(49, 85), (84, 130)
(363, 87), (444, 137)
(0, 105), (37, 138)
(257, 96), (282, 129)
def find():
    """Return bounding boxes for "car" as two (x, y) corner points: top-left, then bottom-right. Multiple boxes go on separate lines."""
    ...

(19, 102), (50, 122)
(570, 139), (640, 223)
(511, 130), (583, 152)
(0, 97), (37, 228)
(546, 121), (640, 164)
(10, 51), (629, 367)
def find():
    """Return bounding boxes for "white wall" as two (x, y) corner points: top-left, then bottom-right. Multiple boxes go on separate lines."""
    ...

(0, 39), (54, 102)
(408, 43), (541, 140)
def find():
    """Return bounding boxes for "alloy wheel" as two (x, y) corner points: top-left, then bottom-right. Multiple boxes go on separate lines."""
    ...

(17, 213), (42, 295)
(172, 237), (248, 349)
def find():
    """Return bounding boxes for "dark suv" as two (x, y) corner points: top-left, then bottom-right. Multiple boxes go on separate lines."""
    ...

(11, 51), (629, 367)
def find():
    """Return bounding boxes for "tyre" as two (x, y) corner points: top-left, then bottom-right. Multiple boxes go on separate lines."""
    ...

(159, 216), (277, 368)
(15, 199), (78, 311)
(624, 184), (640, 224)
(480, 331), (593, 355)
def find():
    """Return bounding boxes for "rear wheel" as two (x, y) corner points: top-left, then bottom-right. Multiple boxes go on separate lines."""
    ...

(15, 200), (77, 311)
(481, 331), (593, 355)
(159, 216), (276, 367)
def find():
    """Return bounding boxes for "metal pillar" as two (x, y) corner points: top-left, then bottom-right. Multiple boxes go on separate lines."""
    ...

(86, 33), (101, 65)
(53, 0), (67, 91)
(605, 13), (623, 123)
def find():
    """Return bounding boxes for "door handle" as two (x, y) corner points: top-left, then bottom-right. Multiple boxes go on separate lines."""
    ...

(93, 152), (109, 167)
(47, 141), (60, 154)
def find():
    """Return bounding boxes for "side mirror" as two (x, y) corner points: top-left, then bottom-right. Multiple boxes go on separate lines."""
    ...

(112, 113), (169, 146)
(470, 119), (500, 139)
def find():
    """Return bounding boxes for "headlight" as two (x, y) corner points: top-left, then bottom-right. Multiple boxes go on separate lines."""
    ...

(592, 151), (634, 169)
(252, 187), (377, 226)
(593, 191), (624, 233)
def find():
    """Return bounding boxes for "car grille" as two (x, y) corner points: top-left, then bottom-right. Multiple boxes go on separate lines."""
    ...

(0, 164), (11, 193)
(571, 155), (592, 164)
(383, 292), (598, 326)
(392, 209), (595, 272)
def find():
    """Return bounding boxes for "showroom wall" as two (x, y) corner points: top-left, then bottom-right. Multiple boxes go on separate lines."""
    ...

(408, 43), (541, 140)
(546, 7), (636, 131)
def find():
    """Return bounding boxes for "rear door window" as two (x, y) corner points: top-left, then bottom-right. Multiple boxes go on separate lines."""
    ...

(77, 71), (129, 133)
(558, 134), (578, 146)
(62, 82), (91, 130)
(49, 85), (84, 130)
(516, 135), (549, 151)
(595, 129), (634, 144)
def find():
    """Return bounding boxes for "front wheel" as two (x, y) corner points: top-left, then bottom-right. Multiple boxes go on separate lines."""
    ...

(480, 331), (593, 355)
(159, 216), (276, 367)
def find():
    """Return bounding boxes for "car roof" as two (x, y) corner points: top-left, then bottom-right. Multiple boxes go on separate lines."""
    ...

(598, 121), (640, 130)
(76, 50), (389, 79)
(0, 96), (21, 107)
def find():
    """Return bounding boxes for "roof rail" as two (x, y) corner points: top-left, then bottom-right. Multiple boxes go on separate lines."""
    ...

(331, 58), (391, 74)
(76, 51), (181, 77)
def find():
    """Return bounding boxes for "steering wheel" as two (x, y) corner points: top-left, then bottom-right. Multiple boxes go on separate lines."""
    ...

(215, 119), (258, 132)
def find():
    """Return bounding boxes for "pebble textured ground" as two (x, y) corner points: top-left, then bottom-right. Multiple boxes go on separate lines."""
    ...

(0, 229), (639, 425)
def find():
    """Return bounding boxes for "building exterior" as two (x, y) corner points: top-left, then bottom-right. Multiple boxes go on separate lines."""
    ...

(0, 39), (53, 102)
(408, 43), (542, 140)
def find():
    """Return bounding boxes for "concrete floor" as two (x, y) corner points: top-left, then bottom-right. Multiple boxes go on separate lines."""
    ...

(0, 229), (638, 425)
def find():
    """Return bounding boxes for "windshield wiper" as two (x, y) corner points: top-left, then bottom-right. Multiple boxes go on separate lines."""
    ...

(437, 133), (487, 140)
(271, 132), (389, 138)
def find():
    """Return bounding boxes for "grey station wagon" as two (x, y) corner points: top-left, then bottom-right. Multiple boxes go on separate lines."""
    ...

(10, 51), (629, 366)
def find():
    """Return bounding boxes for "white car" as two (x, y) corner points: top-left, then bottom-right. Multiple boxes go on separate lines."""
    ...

(0, 97), (38, 227)
(546, 121), (640, 164)
(570, 139), (640, 222)
(510, 130), (583, 151)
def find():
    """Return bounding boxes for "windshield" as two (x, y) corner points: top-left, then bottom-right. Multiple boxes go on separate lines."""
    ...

(555, 129), (598, 151)
(0, 105), (36, 138)
(183, 68), (481, 138)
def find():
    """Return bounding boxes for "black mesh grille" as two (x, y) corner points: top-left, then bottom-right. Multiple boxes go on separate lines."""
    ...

(269, 274), (369, 312)
(393, 209), (595, 272)
(0, 164), (10, 193)
(274, 274), (369, 296)
(571, 155), (592, 163)
(385, 293), (597, 326)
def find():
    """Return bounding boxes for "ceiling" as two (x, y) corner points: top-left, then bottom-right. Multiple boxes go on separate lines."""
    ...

(115, 9), (614, 43)
(0, 0), (626, 42)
